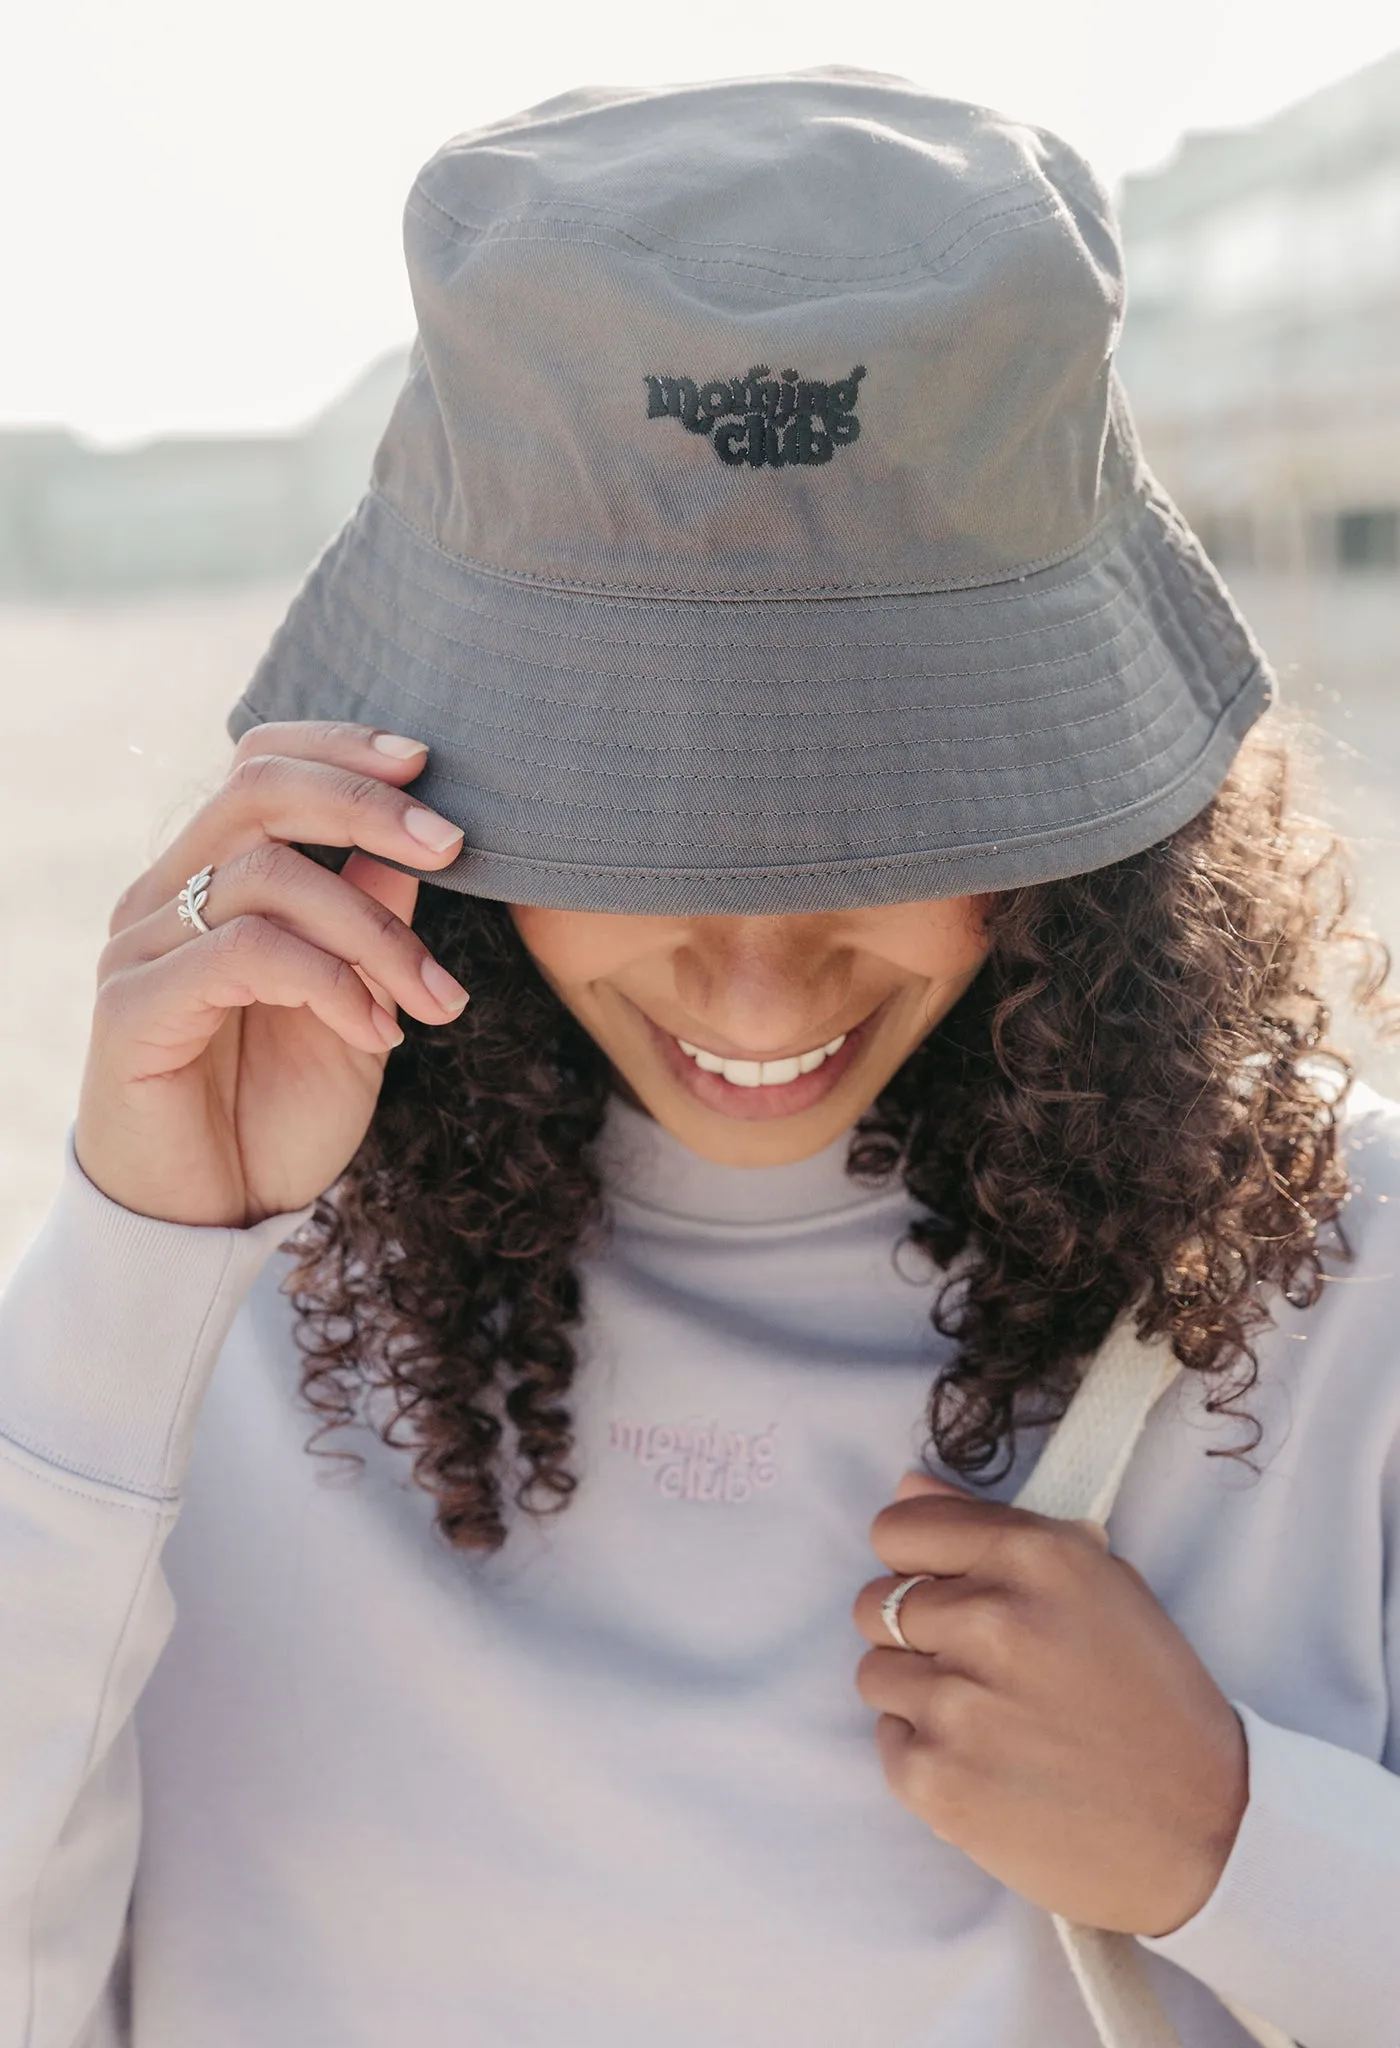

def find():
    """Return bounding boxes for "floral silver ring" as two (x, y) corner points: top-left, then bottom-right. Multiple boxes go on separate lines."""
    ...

(176, 864), (215, 936)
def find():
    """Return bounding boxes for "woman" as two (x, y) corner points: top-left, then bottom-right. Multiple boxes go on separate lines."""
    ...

(2, 69), (1398, 2048)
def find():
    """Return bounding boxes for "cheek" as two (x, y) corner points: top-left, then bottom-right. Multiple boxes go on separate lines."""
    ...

(881, 899), (993, 982)
(507, 906), (671, 993)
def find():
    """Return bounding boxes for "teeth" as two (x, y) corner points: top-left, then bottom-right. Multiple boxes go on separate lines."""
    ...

(724, 1061), (765, 1088)
(759, 1056), (802, 1086)
(675, 1032), (847, 1088)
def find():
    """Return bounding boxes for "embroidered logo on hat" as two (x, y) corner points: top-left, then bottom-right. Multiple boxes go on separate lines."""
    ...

(644, 363), (865, 467)
(231, 75), (1274, 917)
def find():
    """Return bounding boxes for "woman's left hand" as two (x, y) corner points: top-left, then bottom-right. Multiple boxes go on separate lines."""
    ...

(852, 1472), (1249, 1937)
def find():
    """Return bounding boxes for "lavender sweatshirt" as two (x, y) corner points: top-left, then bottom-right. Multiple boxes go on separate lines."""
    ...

(3, 1089), (1400, 2047)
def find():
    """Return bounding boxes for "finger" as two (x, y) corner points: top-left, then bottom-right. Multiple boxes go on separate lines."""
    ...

(853, 1573), (947, 1651)
(342, 852), (421, 1014)
(859, 1590), (1026, 1709)
(344, 849), (420, 928)
(856, 1644), (948, 1718)
(852, 1572), (998, 1657)
(873, 1710), (921, 1778)
(233, 719), (431, 781)
(858, 1650), (993, 1764)
(102, 842), (467, 1030)
(893, 1471), (972, 1504)
(871, 1709), (975, 1837)
(98, 913), (406, 1075)
(870, 1494), (1099, 1584)
(110, 743), (463, 937)
(869, 1494), (1010, 1579)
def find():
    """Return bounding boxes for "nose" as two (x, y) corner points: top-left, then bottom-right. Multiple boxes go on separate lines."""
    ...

(670, 917), (855, 1055)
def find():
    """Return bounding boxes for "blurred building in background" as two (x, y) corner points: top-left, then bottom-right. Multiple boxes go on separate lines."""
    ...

(1117, 48), (1400, 703)
(0, 348), (411, 598)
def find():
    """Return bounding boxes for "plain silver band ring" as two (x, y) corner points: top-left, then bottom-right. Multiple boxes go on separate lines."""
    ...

(880, 1574), (941, 1650)
(176, 864), (215, 936)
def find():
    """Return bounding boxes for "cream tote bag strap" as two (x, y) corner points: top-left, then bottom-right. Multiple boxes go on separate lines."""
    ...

(1010, 1318), (1295, 2048)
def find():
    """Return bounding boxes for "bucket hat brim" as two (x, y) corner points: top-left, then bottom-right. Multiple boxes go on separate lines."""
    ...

(226, 476), (1272, 915)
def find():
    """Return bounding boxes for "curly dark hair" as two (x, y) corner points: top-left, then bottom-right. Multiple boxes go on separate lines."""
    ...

(285, 720), (1394, 1554)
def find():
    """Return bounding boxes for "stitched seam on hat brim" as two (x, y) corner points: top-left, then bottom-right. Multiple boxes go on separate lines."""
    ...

(336, 516), (1169, 667)
(407, 175), (1052, 282)
(237, 645), (1247, 834)
(245, 625), (1184, 779)
(258, 672), (1264, 877)
(274, 529), (1237, 724)
(265, 674), (1189, 801)
(412, 165), (1045, 266)
(334, 700), (1188, 825)
(366, 477), (1138, 601)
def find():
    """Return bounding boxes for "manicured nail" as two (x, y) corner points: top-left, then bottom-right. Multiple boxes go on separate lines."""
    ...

(403, 806), (464, 852)
(372, 732), (428, 759)
(421, 958), (469, 1013)
(371, 1003), (405, 1048)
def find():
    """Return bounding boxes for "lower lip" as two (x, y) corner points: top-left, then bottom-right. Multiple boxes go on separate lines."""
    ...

(644, 1012), (871, 1122)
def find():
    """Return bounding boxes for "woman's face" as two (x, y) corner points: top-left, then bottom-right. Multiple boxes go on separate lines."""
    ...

(509, 895), (993, 1166)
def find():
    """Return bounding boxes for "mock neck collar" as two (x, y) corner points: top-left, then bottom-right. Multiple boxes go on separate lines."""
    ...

(594, 1094), (906, 1227)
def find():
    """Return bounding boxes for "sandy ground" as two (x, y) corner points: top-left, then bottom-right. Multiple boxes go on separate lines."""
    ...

(2, 579), (1399, 1283)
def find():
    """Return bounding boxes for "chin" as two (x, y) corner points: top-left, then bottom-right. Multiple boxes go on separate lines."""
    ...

(644, 1087), (863, 1168)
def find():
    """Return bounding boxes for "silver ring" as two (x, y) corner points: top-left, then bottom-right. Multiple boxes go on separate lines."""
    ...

(176, 864), (215, 936)
(880, 1574), (941, 1650)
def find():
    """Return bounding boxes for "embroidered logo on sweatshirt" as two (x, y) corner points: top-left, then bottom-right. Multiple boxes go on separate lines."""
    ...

(609, 1415), (781, 1503)
(643, 364), (866, 467)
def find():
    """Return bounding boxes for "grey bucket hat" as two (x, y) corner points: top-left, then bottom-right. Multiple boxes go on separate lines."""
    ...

(227, 67), (1274, 913)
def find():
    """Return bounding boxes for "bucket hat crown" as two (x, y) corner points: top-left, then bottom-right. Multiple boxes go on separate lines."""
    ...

(228, 67), (1273, 911)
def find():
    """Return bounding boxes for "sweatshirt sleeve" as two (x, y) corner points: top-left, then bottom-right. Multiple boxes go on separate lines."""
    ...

(0, 1138), (313, 2048)
(1136, 1138), (1400, 2048)
(1137, 1699), (1400, 2047)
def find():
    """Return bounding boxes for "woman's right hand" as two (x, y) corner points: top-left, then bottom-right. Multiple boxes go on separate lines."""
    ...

(74, 721), (472, 1229)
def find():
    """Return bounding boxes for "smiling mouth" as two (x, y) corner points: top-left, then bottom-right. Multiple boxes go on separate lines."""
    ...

(634, 997), (882, 1123)
(673, 1032), (848, 1089)
(623, 990), (887, 1123)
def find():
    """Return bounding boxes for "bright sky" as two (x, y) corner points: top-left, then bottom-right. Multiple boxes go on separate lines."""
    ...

(6, 0), (1398, 446)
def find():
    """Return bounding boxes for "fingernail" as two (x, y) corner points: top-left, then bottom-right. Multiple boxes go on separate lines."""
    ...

(372, 733), (428, 759)
(403, 806), (464, 852)
(371, 1003), (405, 1048)
(421, 958), (469, 1013)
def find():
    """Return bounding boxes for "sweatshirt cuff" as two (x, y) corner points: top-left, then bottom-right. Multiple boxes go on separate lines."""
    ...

(1139, 1699), (1400, 2044)
(0, 1132), (317, 1501)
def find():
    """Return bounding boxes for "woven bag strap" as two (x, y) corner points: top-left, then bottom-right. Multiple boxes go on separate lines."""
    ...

(1011, 1319), (1295, 2048)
